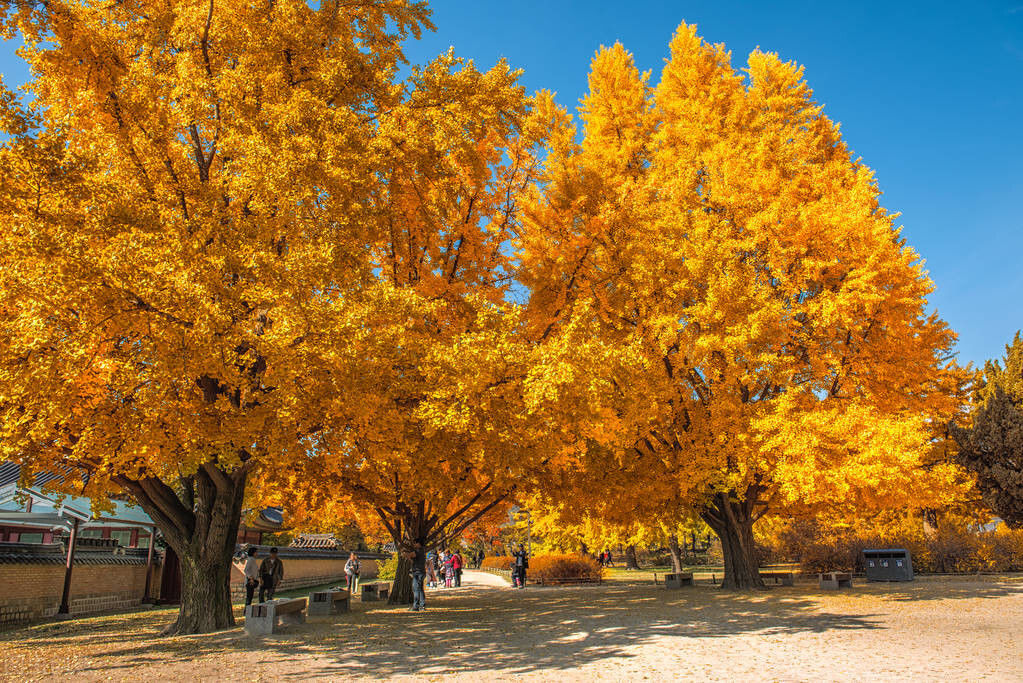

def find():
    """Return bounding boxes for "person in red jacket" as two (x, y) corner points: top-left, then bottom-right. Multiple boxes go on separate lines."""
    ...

(452, 550), (463, 587)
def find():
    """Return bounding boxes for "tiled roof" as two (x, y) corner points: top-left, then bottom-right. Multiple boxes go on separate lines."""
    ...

(0, 541), (155, 566)
(0, 462), (79, 489)
(290, 533), (340, 549)
(234, 543), (388, 561)
(0, 462), (21, 488)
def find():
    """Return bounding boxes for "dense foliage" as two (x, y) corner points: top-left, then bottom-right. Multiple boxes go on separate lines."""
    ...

(528, 554), (604, 582)
(481, 556), (515, 571)
(517, 29), (969, 587)
(758, 515), (1023, 573)
(481, 554), (603, 582)
(951, 333), (1023, 528)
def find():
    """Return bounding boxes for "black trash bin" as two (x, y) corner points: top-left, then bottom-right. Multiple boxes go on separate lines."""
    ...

(862, 549), (913, 581)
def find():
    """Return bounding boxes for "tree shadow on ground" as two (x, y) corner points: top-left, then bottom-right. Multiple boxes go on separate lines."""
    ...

(6, 575), (1021, 679)
(846, 575), (1023, 602)
(2, 584), (881, 678)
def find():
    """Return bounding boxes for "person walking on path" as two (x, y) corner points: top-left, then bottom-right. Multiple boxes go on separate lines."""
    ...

(403, 540), (427, 611)
(345, 551), (360, 595)
(259, 547), (284, 602)
(604, 549), (615, 568)
(426, 551), (439, 588)
(243, 546), (260, 605)
(452, 550), (463, 587)
(512, 543), (529, 589)
(442, 551), (454, 588)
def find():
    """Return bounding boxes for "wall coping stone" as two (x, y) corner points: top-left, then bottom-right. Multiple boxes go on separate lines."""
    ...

(232, 544), (388, 561)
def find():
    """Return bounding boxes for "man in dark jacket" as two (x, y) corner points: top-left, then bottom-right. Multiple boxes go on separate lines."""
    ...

(259, 547), (284, 602)
(512, 544), (528, 589)
(403, 540), (427, 611)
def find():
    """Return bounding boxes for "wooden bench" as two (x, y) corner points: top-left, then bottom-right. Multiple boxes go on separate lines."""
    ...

(760, 571), (795, 586)
(244, 597), (307, 636)
(307, 589), (350, 617)
(818, 572), (853, 590)
(361, 582), (391, 601)
(663, 572), (695, 589)
(534, 576), (603, 586)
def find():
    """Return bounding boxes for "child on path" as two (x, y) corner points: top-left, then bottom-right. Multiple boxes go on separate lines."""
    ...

(443, 552), (454, 588)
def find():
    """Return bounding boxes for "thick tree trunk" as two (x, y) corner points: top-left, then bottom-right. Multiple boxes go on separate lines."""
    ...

(701, 493), (764, 589)
(390, 554), (413, 605)
(176, 547), (237, 633)
(579, 540), (589, 557)
(376, 483), (510, 606)
(625, 544), (640, 570)
(922, 508), (938, 538)
(667, 534), (684, 574)
(114, 463), (248, 634)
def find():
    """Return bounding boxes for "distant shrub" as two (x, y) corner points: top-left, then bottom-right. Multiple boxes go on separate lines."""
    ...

(529, 554), (604, 582)
(481, 555), (514, 571)
(758, 515), (1023, 574)
(974, 527), (1023, 572)
(377, 553), (399, 581)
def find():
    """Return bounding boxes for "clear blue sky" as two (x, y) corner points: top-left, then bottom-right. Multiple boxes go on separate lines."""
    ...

(2, 1), (1021, 368)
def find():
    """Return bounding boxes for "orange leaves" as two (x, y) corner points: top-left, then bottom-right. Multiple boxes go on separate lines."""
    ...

(517, 21), (969, 533)
(0, 0), (439, 500)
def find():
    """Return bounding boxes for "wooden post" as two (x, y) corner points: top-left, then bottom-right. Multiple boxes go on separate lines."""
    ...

(58, 518), (80, 615)
(142, 525), (157, 603)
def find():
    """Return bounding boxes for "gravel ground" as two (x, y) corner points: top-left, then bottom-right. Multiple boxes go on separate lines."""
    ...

(2, 572), (1021, 681)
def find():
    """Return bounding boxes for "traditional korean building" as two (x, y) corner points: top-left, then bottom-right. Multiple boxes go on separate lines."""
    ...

(0, 462), (157, 547)
(0, 462), (288, 624)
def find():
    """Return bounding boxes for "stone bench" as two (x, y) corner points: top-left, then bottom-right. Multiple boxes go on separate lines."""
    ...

(243, 597), (307, 636)
(307, 589), (350, 617)
(360, 582), (390, 602)
(760, 571), (795, 586)
(663, 572), (695, 589)
(818, 571), (853, 590)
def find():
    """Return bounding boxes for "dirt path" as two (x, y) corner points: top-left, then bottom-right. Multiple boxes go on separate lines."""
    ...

(2, 575), (1022, 681)
(459, 570), (510, 588)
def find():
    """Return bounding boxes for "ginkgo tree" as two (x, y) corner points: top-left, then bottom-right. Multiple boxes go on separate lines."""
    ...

(516, 28), (969, 588)
(0, 0), (438, 634)
(249, 61), (628, 603)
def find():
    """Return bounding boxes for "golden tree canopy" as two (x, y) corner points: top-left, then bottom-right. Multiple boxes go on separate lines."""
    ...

(516, 26), (969, 585)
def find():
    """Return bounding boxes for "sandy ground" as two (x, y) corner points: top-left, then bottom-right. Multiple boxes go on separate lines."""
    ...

(2, 572), (1022, 682)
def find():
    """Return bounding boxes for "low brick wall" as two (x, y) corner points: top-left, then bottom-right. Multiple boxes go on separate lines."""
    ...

(0, 541), (385, 628)
(230, 547), (380, 599)
(0, 543), (160, 627)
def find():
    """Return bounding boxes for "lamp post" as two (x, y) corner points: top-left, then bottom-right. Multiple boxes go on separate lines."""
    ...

(526, 509), (532, 557)
(58, 517), (80, 616)
(142, 524), (157, 604)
